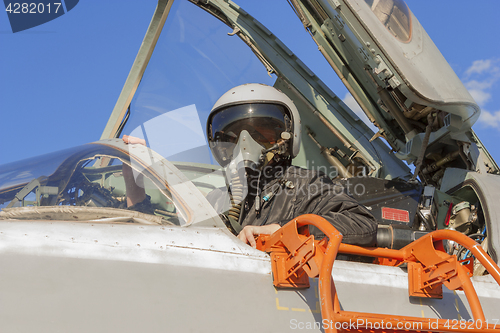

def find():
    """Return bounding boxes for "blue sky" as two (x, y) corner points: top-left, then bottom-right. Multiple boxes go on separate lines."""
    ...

(1, 0), (499, 167)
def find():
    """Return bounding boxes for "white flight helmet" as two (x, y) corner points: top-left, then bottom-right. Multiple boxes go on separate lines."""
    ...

(207, 83), (301, 168)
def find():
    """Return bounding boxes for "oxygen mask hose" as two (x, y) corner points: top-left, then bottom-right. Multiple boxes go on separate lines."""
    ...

(228, 169), (244, 222)
(225, 130), (268, 222)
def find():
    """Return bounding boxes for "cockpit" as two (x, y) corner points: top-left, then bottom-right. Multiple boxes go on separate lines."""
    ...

(0, 142), (184, 225)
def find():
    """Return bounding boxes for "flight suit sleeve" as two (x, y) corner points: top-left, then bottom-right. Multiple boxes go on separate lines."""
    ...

(275, 172), (377, 246)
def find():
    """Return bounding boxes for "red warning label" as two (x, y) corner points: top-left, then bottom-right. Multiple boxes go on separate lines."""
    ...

(382, 207), (409, 223)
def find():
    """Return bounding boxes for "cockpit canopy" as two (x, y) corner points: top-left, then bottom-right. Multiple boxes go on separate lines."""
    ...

(0, 141), (216, 226)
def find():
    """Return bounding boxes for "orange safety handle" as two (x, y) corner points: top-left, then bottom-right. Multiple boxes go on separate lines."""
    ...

(258, 214), (500, 333)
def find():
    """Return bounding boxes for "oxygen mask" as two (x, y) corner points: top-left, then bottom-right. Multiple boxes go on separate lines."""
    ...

(225, 130), (266, 175)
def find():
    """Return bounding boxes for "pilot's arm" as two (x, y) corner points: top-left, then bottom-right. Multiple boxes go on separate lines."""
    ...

(122, 135), (147, 207)
(238, 224), (281, 248)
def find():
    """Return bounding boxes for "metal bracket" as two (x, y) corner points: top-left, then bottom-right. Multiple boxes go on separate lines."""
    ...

(408, 261), (444, 298)
(373, 55), (397, 85)
(357, 47), (369, 62)
(369, 129), (384, 142)
(6, 178), (41, 208)
(324, 17), (344, 32)
(331, 0), (341, 9)
(374, 56), (389, 78)
(227, 26), (240, 36)
(388, 76), (401, 89)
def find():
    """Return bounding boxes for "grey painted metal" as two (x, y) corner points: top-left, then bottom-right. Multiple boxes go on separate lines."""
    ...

(289, 0), (406, 151)
(292, 0), (485, 171)
(440, 168), (500, 265)
(1, 219), (499, 332)
(100, 0), (173, 140)
(342, 0), (479, 128)
(0, 221), (269, 273)
(275, 79), (410, 180)
(471, 129), (500, 174)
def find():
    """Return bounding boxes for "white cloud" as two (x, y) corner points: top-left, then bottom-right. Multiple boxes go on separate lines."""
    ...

(466, 79), (495, 91)
(478, 109), (500, 128)
(463, 59), (500, 113)
(468, 89), (492, 106)
(465, 59), (492, 76)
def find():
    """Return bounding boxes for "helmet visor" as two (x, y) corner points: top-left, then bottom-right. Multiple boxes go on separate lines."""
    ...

(208, 103), (289, 166)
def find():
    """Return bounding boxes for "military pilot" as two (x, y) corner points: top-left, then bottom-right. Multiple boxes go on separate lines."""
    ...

(124, 83), (377, 248)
